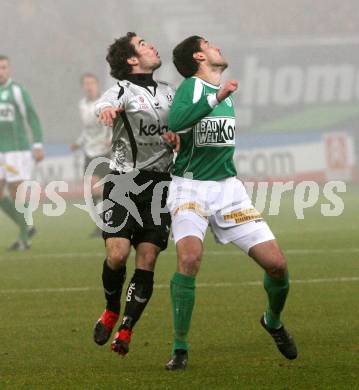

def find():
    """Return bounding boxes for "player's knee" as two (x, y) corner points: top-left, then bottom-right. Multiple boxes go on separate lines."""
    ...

(266, 254), (287, 279)
(107, 249), (128, 269)
(7, 182), (20, 199)
(8, 189), (17, 199)
(137, 251), (157, 271)
(178, 252), (201, 275)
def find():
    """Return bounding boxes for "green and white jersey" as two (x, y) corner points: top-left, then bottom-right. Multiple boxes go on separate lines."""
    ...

(169, 77), (237, 181)
(0, 79), (43, 152)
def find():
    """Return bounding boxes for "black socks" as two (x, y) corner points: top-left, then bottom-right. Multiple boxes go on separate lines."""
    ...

(121, 268), (154, 330)
(102, 259), (126, 314)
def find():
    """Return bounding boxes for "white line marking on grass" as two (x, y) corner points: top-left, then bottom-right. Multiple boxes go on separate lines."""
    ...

(0, 247), (358, 262)
(1, 277), (359, 294)
(0, 252), (105, 261)
(286, 248), (359, 254)
(0, 287), (94, 293)
(198, 248), (359, 256)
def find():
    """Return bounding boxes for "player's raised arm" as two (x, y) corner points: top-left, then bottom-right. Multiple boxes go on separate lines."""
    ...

(168, 77), (217, 132)
(95, 85), (125, 127)
(169, 78), (238, 132)
(216, 80), (238, 102)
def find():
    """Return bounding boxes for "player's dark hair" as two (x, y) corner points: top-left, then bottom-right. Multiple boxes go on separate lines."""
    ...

(80, 73), (98, 84)
(0, 54), (9, 62)
(172, 36), (203, 78)
(106, 32), (137, 80)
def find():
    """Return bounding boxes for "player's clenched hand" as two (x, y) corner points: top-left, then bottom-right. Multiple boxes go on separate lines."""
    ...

(216, 80), (238, 102)
(99, 106), (124, 127)
(163, 131), (180, 152)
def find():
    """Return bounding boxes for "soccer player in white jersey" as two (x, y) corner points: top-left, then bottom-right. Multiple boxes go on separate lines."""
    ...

(0, 55), (44, 251)
(71, 73), (112, 237)
(93, 33), (178, 356)
(164, 36), (297, 370)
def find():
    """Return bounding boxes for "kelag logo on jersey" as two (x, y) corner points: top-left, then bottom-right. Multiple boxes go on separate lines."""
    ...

(0, 103), (15, 122)
(139, 118), (168, 136)
(194, 117), (235, 147)
(137, 95), (150, 110)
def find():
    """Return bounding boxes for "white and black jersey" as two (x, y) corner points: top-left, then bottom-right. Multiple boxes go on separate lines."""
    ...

(95, 74), (175, 173)
(77, 97), (112, 158)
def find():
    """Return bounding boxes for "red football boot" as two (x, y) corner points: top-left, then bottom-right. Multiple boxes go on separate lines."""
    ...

(93, 309), (119, 346)
(111, 328), (133, 356)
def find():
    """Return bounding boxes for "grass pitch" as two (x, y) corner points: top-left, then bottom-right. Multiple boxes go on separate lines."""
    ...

(0, 186), (358, 389)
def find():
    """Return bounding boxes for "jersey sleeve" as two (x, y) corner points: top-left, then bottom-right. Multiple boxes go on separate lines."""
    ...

(95, 83), (127, 115)
(20, 86), (44, 146)
(168, 77), (218, 132)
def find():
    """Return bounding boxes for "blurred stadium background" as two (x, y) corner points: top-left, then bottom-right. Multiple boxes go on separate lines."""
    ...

(1, 1), (359, 388)
(2, 0), (359, 188)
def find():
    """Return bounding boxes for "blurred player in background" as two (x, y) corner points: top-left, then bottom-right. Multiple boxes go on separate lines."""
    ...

(164, 36), (297, 370)
(71, 73), (112, 238)
(0, 54), (44, 251)
(93, 33), (178, 356)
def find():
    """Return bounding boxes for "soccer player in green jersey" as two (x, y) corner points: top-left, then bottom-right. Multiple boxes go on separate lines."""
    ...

(0, 55), (44, 251)
(164, 37), (297, 370)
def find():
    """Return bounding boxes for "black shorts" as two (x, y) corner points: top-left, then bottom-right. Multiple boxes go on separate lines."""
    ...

(102, 170), (171, 251)
(84, 154), (111, 178)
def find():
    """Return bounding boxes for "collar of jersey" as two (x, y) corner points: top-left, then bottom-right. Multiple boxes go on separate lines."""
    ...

(126, 73), (157, 88)
(192, 76), (220, 89)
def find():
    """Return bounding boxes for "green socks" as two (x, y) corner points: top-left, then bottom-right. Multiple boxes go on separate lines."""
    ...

(169, 270), (288, 351)
(263, 271), (289, 329)
(0, 196), (29, 241)
(170, 272), (196, 353)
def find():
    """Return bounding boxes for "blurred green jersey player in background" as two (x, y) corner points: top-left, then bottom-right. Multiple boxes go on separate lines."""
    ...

(0, 54), (44, 251)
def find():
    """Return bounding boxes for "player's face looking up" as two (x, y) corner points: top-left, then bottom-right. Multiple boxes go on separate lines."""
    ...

(128, 36), (162, 73)
(0, 59), (10, 85)
(195, 39), (228, 71)
(82, 76), (99, 100)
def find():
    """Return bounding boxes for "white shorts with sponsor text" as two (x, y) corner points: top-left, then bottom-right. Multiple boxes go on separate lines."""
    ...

(0, 151), (33, 183)
(167, 175), (275, 254)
